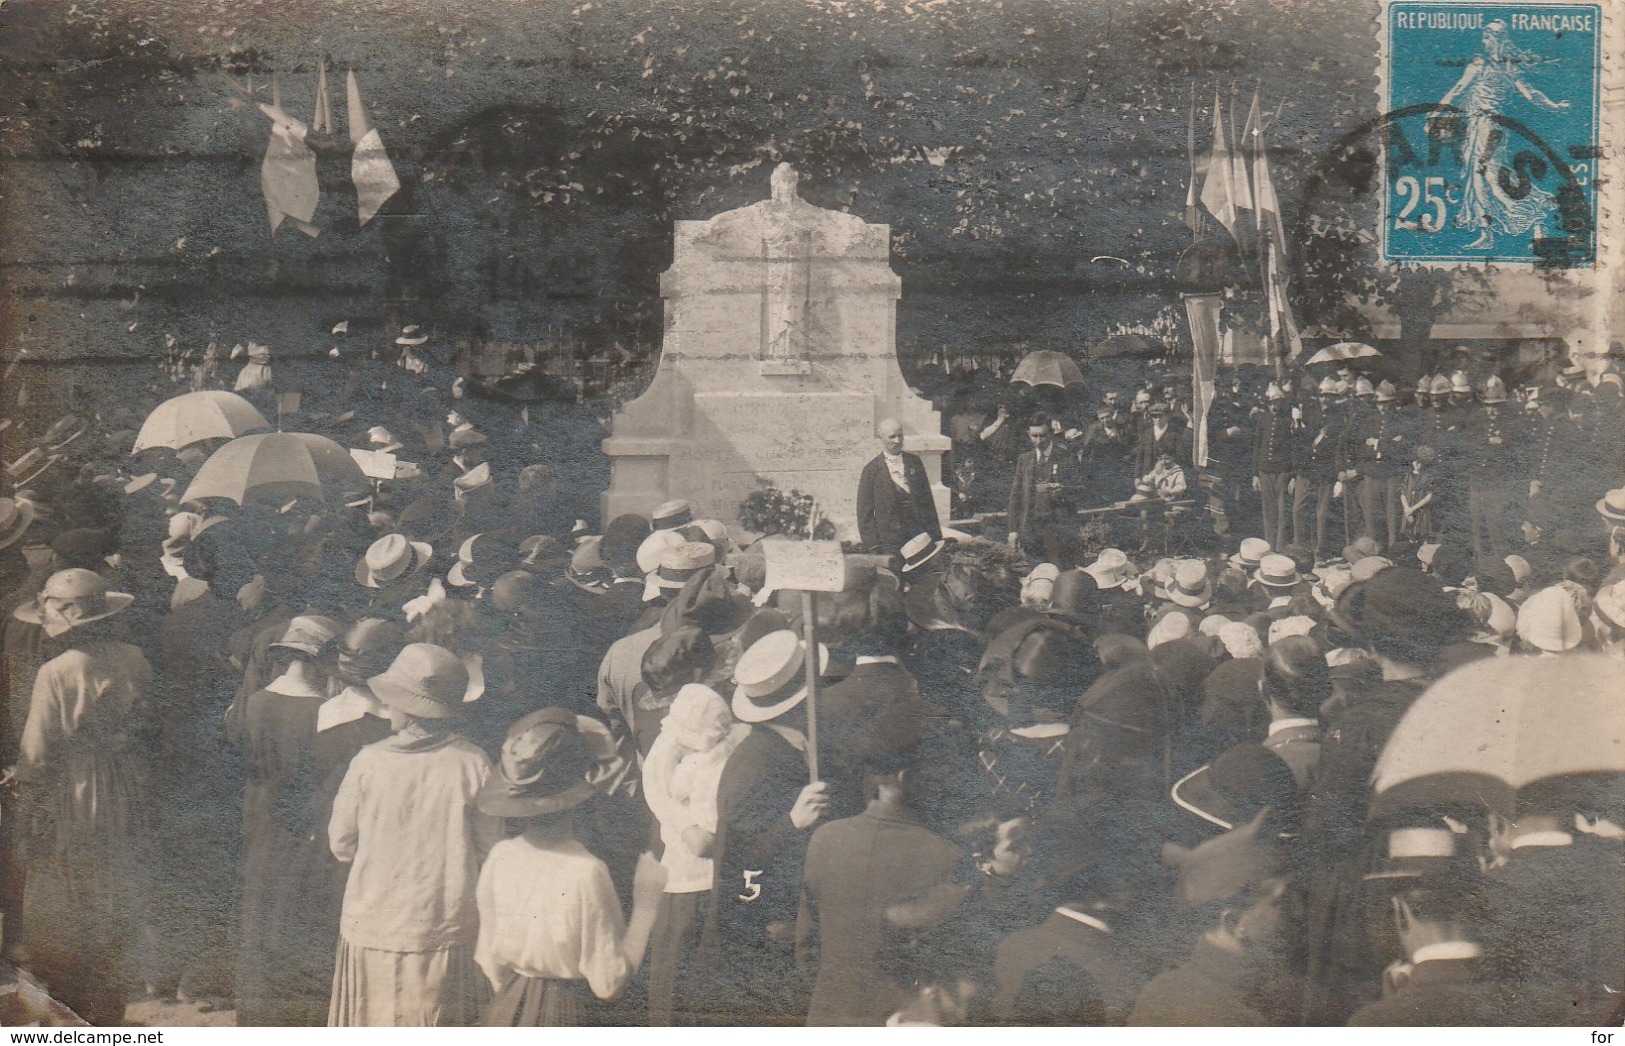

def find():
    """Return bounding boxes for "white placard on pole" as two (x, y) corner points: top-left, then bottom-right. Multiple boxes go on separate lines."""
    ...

(349, 448), (399, 482)
(763, 539), (846, 594)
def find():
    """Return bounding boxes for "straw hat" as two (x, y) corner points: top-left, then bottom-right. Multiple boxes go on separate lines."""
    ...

(1167, 560), (1212, 609)
(13, 569), (135, 639)
(475, 708), (620, 818)
(1595, 487), (1625, 525)
(1230, 537), (1271, 571)
(396, 324), (428, 347)
(0, 497), (37, 551)
(651, 499), (694, 531)
(635, 527), (687, 576)
(1083, 547), (1132, 589)
(270, 615), (344, 657)
(643, 541), (717, 602)
(900, 532), (947, 573)
(368, 643), (478, 720)
(731, 629), (829, 724)
(1255, 554), (1302, 588)
(356, 533), (433, 588)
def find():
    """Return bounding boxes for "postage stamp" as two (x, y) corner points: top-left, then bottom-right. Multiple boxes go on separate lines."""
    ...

(1379, 0), (1602, 266)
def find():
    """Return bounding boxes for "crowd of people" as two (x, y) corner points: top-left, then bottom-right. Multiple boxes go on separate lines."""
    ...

(0, 333), (1622, 1028)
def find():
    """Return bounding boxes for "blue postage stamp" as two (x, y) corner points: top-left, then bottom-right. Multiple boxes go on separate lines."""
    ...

(1381, 1), (1601, 266)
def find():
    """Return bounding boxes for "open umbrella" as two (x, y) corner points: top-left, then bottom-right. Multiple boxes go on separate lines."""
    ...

(1090, 333), (1164, 359)
(132, 391), (271, 453)
(1304, 342), (1382, 366)
(1371, 655), (1625, 817)
(1010, 350), (1085, 388)
(182, 432), (367, 506)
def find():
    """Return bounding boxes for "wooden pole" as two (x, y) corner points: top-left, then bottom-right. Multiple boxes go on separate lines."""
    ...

(802, 589), (820, 783)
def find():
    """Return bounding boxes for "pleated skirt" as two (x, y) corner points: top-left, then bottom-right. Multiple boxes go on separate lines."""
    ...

(327, 937), (486, 1027)
(483, 975), (587, 1027)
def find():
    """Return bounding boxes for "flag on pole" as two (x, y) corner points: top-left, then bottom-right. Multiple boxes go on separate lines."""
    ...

(1233, 90), (1257, 220)
(1252, 106), (1304, 365)
(1199, 89), (1237, 240)
(313, 58), (332, 134)
(1253, 103), (1288, 257)
(1184, 84), (1205, 237)
(1184, 293), (1224, 468)
(347, 70), (401, 226)
(259, 75), (320, 237)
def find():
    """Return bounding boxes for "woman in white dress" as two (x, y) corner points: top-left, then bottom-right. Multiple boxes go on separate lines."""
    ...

(327, 642), (500, 1026)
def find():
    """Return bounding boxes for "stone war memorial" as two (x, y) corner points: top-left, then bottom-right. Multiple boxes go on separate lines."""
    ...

(601, 163), (949, 542)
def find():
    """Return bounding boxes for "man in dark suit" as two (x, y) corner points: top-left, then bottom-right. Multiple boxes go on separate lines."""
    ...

(855, 418), (941, 556)
(1008, 413), (1082, 563)
(1348, 828), (1507, 1026)
(700, 631), (831, 1024)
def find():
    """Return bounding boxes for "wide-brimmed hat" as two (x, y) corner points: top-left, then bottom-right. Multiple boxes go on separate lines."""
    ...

(396, 324), (428, 347)
(1515, 585), (1583, 653)
(448, 424), (488, 451)
(664, 565), (753, 637)
(1084, 548), (1132, 589)
(900, 532), (947, 573)
(1329, 566), (1464, 658)
(476, 708), (620, 818)
(567, 536), (613, 592)
(1167, 560), (1212, 608)
(368, 643), (479, 720)
(602, 514), (653, 574)
(651, 499), (693, 531)
(679, 518), (735, 555)
(0, 497), (37, 551)
(357, 533), (433, 588)
(13, 568), (135, 638)
(451, 462), (492, 501)
(1592, 581), (1625, 631)
(270, 614), (344, 657)
(1348, 556), (1393, 584)
(643, 541), (717, 602)
(1229, 537), (1271, 571)
(732, 629), (829, 723)
(519, 535), (570, 569)
(1595, 487), (1625, 525)
(636, 527), (688, 576)
(449, 532), (522, 589)
(366, 426), (404, 454)
(1171, 743), (1299, 833)
(1255, 554), (1302, 589)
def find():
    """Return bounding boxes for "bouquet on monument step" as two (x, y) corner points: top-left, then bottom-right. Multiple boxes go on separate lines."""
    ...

(737, 484), (837, 540)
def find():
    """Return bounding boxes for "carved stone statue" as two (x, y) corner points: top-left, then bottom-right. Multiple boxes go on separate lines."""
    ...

(770, 162), (800, 204)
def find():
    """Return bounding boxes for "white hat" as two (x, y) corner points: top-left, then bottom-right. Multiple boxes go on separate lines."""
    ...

(1084, 548), (1131, 589)
(356, 533), (433, 589)
(731, 630), (830, 724)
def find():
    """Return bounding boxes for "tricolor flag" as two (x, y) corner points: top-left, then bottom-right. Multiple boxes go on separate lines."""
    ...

(1199, 89), (1238, 240)
(259, 75), (320, 237)
(348, 70), (401, 226)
